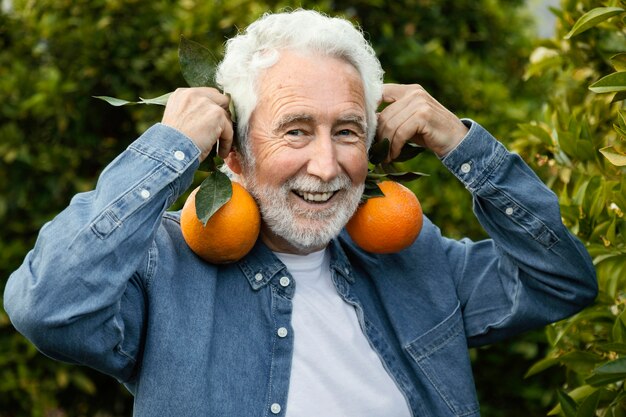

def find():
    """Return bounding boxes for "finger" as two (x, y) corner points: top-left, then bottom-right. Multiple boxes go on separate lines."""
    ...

(381, 83), (422, 103)
(388, 115), (426, 160)
(189, 87), (231, 110)
(378, 101), (428, 161)
(376, 101), (412, 147)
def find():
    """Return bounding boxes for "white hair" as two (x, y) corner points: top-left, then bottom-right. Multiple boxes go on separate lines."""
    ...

(215, 9), (384, 160)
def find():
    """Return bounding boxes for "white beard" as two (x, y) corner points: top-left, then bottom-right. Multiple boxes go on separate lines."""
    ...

(244, 172), (364, 252)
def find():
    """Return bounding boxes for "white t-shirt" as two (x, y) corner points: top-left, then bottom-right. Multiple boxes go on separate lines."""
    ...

(274, 249), (412, 417)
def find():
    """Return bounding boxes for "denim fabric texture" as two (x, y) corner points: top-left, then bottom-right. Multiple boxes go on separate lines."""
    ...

(4, 121), (597, 417)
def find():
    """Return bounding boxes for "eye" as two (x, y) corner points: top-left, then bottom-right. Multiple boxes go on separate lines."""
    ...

(337, 129), (354, 136)
(335, 129), (362, 143)
(286, 129), (304, 136)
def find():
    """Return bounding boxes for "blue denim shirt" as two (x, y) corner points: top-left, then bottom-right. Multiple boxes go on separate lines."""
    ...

(4, 121), (597, 417)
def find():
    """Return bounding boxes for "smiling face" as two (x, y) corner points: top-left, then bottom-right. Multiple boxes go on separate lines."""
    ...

(236, 51), (369, 254)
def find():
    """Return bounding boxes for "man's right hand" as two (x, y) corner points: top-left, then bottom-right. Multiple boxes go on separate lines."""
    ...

(161, 87), (235, 161)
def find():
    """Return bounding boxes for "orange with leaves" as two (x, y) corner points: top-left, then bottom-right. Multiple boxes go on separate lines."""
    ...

(346, 181), (423, 253)
(180, 182), (260, 264)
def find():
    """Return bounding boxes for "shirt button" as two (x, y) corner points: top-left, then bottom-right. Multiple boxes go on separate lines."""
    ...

(140, 189), (150, 199)
(270, 403), (281, 414)
(505, 207), (514, 216)
(460, 162), (471, 173)
(174, 150), (186, 161)
(279, 276), (290, 287)
(277, 327), (288, 338)
(254, 273), (263, 282)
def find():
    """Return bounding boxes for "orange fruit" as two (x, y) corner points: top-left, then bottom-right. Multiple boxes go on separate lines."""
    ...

(346, 181), (423, 253)
(180, 182), (261, 264)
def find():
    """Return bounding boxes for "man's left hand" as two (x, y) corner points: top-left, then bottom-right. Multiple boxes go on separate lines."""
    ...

(376, 84), (469, 159)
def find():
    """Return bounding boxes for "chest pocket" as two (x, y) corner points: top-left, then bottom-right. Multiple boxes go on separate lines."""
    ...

(405, 302), (480, 417)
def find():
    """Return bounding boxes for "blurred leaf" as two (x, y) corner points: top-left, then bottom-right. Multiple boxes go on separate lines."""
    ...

(71, 372), (96, 395)
(596, 342), (626, 355)
(586, 358), (626, 386)
(589, 72), (626, 94)
(549, 386), (598, 416)
(610, 53), (626, 71)
(518, 122), (553, 146)
(564, 7), (624, 39)
(179, 35), (219, 88)
(525, 356), (560, 378)
(139, 92), (172, 106)
(575, 389), (601, 417)
(94, 93), (171, 107)
(611, 90), (626, 103)
(613, 310), (626, 342)
(560, 351), (604, 374)
(196, 170), (232, 225)
(93, 96), (138, 106)
(557, 390), (578, 417)
(613, 123), (626, 138)
(600, 145), (626, 166)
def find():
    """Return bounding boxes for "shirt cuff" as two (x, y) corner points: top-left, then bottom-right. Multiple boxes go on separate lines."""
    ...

(128, 123), (202, 175)
(440, 119), (508, 193)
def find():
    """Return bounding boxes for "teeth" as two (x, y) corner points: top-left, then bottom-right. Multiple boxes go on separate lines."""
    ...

(295, 190), (334, 202)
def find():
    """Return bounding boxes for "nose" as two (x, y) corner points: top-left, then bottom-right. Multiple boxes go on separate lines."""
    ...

(306, 133), (340, 182)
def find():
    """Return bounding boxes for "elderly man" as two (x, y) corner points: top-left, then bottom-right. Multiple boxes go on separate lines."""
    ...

(5, 9), (596, 417)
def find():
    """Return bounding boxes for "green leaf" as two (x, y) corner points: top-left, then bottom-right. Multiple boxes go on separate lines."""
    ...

(576, 389), (601, 417)
(518, 122), (553, 146)
(600, 145), (626, 166)
(549, 386), (599, 416)
(596, 342), (626, 355)
(198, 156), (217, 173)
(525, 356), (560, 378)
(565, 7), (625, 39)
(94, 93), (172, 107)
(612, 309), (626, 342)
(93, 95), (138, 106)
(367, 171), (428, 181)
(361, 181), (385, 201)
(611, 53), (626, 71)
(618, 110), (626, 130)
(369, 138), (390, 165)
(586, 358), (626, 386)
(589, 72), (626, 94)
(557, 390), (578, 417)
(611, 90), (626, 103)
(139, 92), (172, 106)
(195, 170), (232, 226)
(179, 35), (219, 88)
(613, 123), (626, 138)
(560, 351), (604, 374)
(394, 142), (426, 162)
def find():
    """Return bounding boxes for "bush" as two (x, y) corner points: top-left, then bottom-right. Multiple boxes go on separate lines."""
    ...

(512, 1), (626, 415)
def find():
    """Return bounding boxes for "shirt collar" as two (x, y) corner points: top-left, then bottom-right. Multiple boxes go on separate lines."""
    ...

(238, 237), (354, 290)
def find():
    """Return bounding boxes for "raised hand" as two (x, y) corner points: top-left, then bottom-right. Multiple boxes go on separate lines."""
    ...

(162, 87), (235, 161)
(376, 84), (469, 159)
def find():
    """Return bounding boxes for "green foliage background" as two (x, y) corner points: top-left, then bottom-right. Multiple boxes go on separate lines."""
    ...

(2, 0), (623, 416)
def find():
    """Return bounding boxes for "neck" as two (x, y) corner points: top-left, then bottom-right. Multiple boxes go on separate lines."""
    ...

(260, 223), (327, 255)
